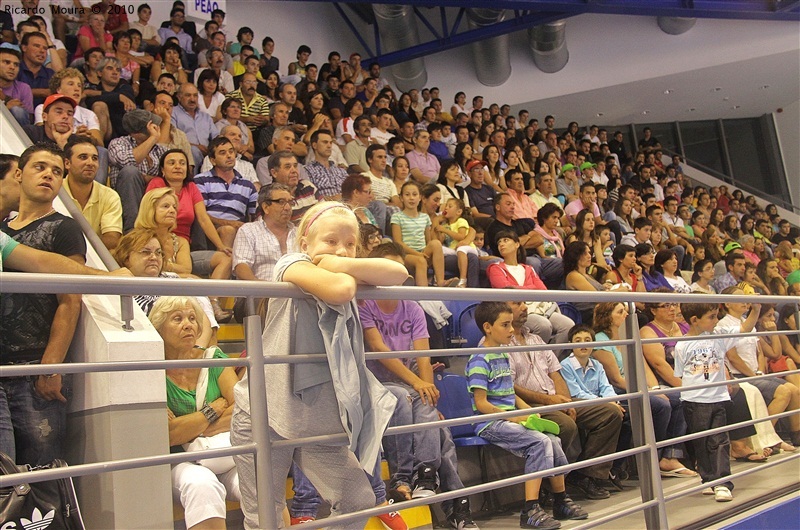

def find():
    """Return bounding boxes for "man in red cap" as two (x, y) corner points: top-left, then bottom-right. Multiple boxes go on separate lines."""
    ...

(464, 159), (496, 224)
(23, 93), (75, 149)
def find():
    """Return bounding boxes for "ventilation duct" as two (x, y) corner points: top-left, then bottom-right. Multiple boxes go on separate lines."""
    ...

(372, 4), (427, 92)
(657, 16), (697, 35)
(466, 8), (511, 87)
(527, 20), (569, 74)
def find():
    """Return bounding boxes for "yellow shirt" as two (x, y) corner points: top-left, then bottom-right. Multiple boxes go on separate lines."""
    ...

(63, 178), (123, 237)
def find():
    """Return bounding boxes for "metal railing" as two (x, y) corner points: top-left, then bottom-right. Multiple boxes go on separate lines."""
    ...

(0, 273), (798, 530)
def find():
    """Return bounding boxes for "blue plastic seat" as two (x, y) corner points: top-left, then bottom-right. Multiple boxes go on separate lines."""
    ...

(434, 372), (489, 447)
(557, 302), (582, 324)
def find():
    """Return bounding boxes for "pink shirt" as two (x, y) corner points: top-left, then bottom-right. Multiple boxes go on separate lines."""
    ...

(507, 189), (537, 221)
(75, 25), (113, 59)
(406, 149), (441, 182)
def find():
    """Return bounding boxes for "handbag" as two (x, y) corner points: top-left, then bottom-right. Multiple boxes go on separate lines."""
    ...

(527, 301), (558, 319)
(181, 347), (236, 475)
(0, 452), (85, 530)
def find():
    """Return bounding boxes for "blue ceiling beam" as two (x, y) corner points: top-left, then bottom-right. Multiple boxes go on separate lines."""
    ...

(363, 10), (573, 67)
(309, 1), (800, 21)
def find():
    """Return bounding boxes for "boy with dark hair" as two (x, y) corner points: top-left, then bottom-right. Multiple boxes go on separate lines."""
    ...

(674, 301), (760, 503)
(466, 302), (587, 529)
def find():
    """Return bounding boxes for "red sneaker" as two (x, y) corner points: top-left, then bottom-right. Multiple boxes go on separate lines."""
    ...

(290, 515), (316, 525)
(377, 500), (408, 530)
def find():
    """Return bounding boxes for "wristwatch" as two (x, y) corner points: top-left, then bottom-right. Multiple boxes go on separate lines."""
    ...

(200, 403), (219, 424)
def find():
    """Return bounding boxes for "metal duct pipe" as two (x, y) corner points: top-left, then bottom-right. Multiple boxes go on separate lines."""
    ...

(527, 20), (569, 74)
(657, 16), (697, 35)
(466, 8), (511, 87)
(372, 4), (427, 92)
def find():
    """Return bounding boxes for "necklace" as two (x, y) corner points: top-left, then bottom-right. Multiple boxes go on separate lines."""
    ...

(652, 319), (677, 335)
(13, 208), (55, 226)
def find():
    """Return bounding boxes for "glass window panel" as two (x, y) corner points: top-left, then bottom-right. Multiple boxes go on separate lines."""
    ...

(678, 120), (725, 175)
(723, 118), (780, 196)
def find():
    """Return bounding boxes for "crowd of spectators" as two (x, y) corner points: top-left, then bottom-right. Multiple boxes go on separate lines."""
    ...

(1, 2), (799, 529)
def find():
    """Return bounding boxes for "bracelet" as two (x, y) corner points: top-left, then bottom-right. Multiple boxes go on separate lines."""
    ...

(200, 403), (219, 424)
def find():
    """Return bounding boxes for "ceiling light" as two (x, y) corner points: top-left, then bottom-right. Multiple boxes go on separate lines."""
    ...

(688, 108), (696, 112)
(595, 113), (604, 117)
(732, 105), (741, 109)
(641, 110), (650, 115)
(663, 89), (673, 94)
(713, 87), (722, 92)
(723, 97), (730, 101)
(760, 85), (770, 89)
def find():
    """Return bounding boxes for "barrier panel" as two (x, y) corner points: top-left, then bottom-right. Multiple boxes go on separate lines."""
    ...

(0, 273), (798, 529)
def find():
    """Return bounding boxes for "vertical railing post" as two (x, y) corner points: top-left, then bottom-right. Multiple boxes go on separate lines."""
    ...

(623, 302), (669, 529)
(120, 295), (134, 331)
(243, 297), (278, 530)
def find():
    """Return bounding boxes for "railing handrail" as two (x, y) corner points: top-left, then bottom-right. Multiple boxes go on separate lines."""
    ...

(0, 273), (798, 530)
(1, 271), (797, 304)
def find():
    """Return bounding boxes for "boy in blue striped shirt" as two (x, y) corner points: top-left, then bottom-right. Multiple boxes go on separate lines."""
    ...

(466, 302), (588, 529)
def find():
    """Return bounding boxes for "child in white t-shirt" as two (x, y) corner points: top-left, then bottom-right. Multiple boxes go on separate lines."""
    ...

(674, 301), (760, 503)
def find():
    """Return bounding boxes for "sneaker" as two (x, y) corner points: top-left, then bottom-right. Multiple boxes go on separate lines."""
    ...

(448, 497), (480, 529)
(457, 279), (468, 288)
(714, 486), (733, 502)
(290, 515), (316, 525)
(520, 504), (561, 529)
(568, 475), (610, 500)
(377, 499), (408, 530)
(411, 465), (438, 498)
(553, 497), (588, 521)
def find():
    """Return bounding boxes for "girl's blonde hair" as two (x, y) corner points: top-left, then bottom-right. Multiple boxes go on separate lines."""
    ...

(135, 188), (177, 231)
(148, 296), (205, 337)
(296, 201), (358, 251)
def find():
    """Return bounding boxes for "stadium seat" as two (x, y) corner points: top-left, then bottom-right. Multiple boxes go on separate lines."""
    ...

(557, 302), (582, 324)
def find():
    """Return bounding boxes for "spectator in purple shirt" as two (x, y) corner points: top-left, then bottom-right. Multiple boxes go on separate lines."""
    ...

(0, 48), (33, 125)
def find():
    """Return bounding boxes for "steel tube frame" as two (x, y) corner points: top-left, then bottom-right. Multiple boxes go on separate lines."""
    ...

(0, 274), (797, 530)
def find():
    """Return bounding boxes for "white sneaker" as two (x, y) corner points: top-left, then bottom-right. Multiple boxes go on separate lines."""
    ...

(714, 486), (733, 502)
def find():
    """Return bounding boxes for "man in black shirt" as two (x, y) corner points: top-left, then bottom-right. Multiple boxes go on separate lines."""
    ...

(1, 144), (86, 466)
(486, 193), (564, 289)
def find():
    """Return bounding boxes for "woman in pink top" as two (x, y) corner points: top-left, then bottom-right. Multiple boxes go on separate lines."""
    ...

(75, 13), (113, 59)
(145, 150), (232, 283)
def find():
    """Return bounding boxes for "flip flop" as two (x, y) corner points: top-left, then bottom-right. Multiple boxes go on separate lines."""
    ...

(734, 452), (768, 463)
(522, 414), (561, 435)
(660, 467), (698, 478)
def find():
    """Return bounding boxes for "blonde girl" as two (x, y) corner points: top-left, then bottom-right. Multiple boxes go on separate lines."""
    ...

(435, 197), (477, 287)
(230, 202), (408, 529)
(391, 181), (453, 287)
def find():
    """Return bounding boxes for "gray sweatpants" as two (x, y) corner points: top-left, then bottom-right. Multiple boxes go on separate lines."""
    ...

(231, 406), (375, 529)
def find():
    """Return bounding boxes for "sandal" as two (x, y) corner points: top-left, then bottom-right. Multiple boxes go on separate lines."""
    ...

(660, 467), (698, 478)
(733, 452), (768, 463)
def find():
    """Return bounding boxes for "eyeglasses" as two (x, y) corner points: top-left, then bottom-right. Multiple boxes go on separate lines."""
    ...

(654, 303), (678, 309)
(267, 198), (296, 207)
(368, 234), (382, 241)
(136, 248), (163, 258)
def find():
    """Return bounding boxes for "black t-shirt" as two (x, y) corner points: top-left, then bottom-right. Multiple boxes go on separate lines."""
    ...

(0, 11), (13, 34)
(288, 106), (307, 126)
(1, 213), (86, 363)
(485, 217), (536, 257)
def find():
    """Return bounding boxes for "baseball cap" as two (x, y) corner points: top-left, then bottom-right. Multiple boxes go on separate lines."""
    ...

(579, 162), (596, 171)
(466, 159), (487, 172)
(122, 109), (163, 135)
(724, 241), (742, 254)
(43, 94), (76, 111)
(561, 163), (577, 173)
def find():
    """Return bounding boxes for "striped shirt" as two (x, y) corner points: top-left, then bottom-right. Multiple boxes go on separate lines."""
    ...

(390, 211), (430, 252)
(227, 89), (270, 132)
(466, 352), (516, 434)
(194, 169), (258, 222)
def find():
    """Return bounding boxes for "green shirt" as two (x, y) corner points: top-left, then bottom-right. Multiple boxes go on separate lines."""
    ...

(166, 347), (227, 417)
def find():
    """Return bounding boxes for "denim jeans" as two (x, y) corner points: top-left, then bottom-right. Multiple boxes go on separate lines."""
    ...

(663, 391), (687, 460)
(0, 374), (71, 466)
(382, 383), (464, 514)
(478, 419), (568, 475)
(525, 255), (565, 290)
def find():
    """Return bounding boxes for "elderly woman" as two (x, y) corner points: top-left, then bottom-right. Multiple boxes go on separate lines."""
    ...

(534, 203), (565, 259)
(739, 234), (761, 265)
(112, 228), (219, 343)
(487, 230), (574, 345)
(149, 296), (240, 530)
(135, 186), (232, 322)
(216, 99), (255, 160)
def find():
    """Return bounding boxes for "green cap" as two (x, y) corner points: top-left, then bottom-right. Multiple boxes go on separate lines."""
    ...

(561, 163), (577, 174)
(579, 162), (596, 171)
